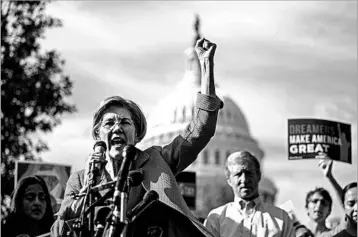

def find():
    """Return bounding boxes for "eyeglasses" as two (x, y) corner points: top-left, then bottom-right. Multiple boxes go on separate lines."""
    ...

(309, 198), (330, 207)
(101, 117), (134, 130)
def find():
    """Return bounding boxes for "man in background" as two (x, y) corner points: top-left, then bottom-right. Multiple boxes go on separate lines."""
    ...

(204, 151), (295, 237)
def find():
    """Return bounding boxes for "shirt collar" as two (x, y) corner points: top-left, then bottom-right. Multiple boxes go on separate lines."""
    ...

(234, 196), (262, 211)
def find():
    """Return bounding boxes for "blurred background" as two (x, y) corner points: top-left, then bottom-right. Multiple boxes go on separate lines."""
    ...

(1, 0), (356, 227)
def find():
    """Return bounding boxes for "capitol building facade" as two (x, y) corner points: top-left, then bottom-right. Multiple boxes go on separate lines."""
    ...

(139, 18), (277, 218)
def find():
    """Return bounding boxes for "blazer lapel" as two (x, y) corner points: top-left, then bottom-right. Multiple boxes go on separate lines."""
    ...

(97, 169), (113, 197)
(136, 149), (150, 169)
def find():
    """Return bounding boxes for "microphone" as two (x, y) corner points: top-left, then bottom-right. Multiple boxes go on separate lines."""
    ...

(87, 141), (107, 237)
(94, 207), (111, 237)
(107, 145), (138, 237)
(92, 141), (107, 172)
(127, 190), (159, 223)
(127, 169), (143, 187)
(115, 145), (137, 194)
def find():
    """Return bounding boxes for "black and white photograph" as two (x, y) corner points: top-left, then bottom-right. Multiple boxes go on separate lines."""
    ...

(1, 1), (356, 237)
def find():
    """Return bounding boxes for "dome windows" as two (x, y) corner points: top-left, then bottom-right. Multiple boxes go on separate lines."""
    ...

(227, 111), (231, 120)
(226, 151), (231, 159)
(203, 150), (209, 165)
(173, 108), (177, 123)
(182, 106), (186, 122)
(215, 149), (220, 165)
(172, 105), (197, 123)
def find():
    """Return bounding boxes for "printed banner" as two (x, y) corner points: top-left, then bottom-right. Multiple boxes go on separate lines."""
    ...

(176, 171), (196, 210)
(287, 119), (351, 163)
(15, 161), (72, 204)
(279, 200), (298, 223)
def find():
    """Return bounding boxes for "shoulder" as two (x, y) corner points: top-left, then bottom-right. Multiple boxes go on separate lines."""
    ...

(261, 203), (292, 220)
(142, 146), (170, 165)
(66, 170), (85, 186)
(68, 170), (84, 179)
(144, 146), (162, 156)
(2, 214), (22, 236)
(207, 203), (233, 219)
(205, 203), (234, 229)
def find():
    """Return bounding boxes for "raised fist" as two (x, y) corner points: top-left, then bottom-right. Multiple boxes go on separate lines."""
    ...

(194, 38), (217, 63)
(317, 152), (333, 178)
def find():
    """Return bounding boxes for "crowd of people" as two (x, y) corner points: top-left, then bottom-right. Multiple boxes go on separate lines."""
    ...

(204, 151), (357, 237)
(1, 38), (356, 237)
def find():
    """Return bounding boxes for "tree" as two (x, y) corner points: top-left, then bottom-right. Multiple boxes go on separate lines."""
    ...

(1, 1), (76, 210)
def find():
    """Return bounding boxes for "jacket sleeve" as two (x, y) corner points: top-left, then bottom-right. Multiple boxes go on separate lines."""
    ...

(51, 171), (85, 237)
(56, 170), (85, 220)
(154, 92), (223, 175)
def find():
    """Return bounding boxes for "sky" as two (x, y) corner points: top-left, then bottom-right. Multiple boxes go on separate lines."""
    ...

(39, 1), (357, 223)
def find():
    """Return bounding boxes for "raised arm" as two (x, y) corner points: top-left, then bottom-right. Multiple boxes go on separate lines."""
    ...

(155, 38), (223, 174)
(317, 153), (343, 207)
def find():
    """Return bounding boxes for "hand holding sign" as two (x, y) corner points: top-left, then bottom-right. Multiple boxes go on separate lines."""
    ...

(317, 153), (333, 178)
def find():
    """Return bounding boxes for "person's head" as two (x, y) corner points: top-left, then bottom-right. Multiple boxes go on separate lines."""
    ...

(10, 176), (53, 222)
(225, 151), (261, 201)
(294, 224), (314, 237)
(92, 96), (147, 160)
(342, 182), (357, 224)
(305, 187), (332, 224)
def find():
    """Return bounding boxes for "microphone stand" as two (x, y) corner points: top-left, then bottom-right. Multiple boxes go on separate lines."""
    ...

(107, 145), (138, 237)
(75, 141), (107, 237)
(88, 160), (101, 236)
(76, 160), (100, 237)
(107, 173), (131, 237)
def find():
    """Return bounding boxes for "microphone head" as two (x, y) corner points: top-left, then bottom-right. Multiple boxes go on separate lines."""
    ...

(128, 169), (144, 187)
(93, 141), (107, 152)
(143, 190), (159, 203)
(94, 206), (111, 224)
(122, 145), (137, 160)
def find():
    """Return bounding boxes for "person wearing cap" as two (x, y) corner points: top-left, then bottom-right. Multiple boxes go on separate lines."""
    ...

(204, 151), (295, 237)
(51, 37), (222, 237)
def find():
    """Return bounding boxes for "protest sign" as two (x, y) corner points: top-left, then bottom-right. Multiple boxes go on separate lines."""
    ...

(287, 119), (351, 163)
(15, 161), (72, 204)
(176, 171), (196, 209)
(279, 200), (298, 224)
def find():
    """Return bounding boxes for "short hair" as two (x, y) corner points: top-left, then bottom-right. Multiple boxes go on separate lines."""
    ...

(225, 150), (261, 180)
(305, 187), (332, 211)
(92, 96), (147, 143)
(9, 176), (54, 227)
(342, 182), (357, 204)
